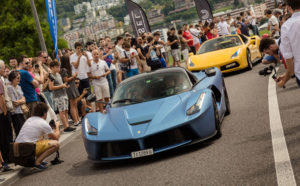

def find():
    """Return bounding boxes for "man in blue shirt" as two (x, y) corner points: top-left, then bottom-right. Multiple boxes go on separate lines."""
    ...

(237, 16), (250, 36)
(17, 55), (39, 117)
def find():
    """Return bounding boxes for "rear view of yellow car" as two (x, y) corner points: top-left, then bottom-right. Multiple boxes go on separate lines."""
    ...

(187, 34), (262, 73)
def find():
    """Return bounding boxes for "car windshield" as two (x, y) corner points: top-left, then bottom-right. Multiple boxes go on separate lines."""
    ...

(198, 36), (243, 54)
(112, 71), (192, 107)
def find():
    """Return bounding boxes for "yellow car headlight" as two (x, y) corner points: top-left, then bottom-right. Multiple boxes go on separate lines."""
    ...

(231, 48), (241, 59)
(188, 58), (195, 67)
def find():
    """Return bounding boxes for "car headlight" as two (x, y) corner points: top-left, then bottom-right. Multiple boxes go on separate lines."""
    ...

(186, 93), (206, 115)
(231, 48), (241, 59)
(85, 117), (98, 135)
(188, 58), (195, 67)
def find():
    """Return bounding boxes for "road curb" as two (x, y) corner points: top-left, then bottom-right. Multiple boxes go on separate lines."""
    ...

(0, 127), (82, 186)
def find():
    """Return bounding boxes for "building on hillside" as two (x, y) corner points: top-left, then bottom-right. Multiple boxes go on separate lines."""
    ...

(124, 15), (130, 26)
(213, 0), (234, 10)
(61, 18), (71, 32)
(148, 9), (165, 25)
(265, 0), (276, 9)
(253, 3), (267, 18)
(91, 0), (120, 9)
(74, 2), (92, 15)
(168, 0), (195, 14)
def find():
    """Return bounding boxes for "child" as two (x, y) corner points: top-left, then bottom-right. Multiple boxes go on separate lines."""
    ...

(49, 61), (75, 132)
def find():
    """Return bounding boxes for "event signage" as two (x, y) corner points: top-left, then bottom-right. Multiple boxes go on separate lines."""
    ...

(194, 0), (213, 22)
(45, 0), (58, 60)
(125, 0), (151, 37)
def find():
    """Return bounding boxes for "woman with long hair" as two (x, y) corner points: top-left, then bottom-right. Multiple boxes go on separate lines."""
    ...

(60, 55), (81, 126)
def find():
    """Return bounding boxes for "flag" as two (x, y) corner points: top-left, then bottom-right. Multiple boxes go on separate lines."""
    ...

(194, 0), (213, 22)
(45, 0), (58, 60)
(125, 0), (151, 37)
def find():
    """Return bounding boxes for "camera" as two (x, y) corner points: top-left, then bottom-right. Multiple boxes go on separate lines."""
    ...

(49, 120), (56, 129)
(258, 65), (274, 76)
(34, 64), (39, 69)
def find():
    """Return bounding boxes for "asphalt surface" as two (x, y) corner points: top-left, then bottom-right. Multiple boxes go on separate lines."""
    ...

(9, 63), (299, 186)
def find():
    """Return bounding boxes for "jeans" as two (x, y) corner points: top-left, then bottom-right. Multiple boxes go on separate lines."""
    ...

(252, 25), (259, 36)
(296, 76), (300, 87)
(126, 68), (139, 78)
(110, 69), (117, 91)
(106, 73), (114, 98)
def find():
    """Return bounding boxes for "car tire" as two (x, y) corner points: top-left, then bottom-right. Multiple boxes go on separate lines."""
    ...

(213, 96), (222, 139)
(246, 49), (253, 70)
(223, 79), (231, 116)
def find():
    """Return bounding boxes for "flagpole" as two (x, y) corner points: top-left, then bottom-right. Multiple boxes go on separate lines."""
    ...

(29, 0), (48, 53)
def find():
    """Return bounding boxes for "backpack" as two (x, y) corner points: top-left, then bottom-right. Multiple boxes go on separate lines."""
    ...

(9, 142), (36, 167)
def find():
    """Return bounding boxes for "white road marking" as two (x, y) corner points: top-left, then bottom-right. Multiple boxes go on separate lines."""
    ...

(268, 71), (296, 186)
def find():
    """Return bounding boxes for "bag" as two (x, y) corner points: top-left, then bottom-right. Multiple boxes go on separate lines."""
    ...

(21, 104), (29, 114)
(1, 79), (14, 112)
(121, 51), (131, 72)
(9, 142), (36, 167)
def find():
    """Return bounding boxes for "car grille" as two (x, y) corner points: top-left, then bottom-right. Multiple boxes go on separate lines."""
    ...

(220, 62), (240, 71)
(144, 125), (198, 149)
(99, 140), (140, 157)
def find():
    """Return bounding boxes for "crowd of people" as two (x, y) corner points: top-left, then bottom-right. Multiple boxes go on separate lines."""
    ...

(0, 0), (299, 177)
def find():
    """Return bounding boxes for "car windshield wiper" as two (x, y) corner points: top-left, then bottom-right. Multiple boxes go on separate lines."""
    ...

(112, 98), (143, 104)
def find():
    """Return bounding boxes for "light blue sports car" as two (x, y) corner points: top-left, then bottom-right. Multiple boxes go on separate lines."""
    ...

(82, 67), (230, 161)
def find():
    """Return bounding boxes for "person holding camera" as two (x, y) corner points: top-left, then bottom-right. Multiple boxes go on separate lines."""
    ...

(88, 50), (110, 113)
(120, 42), (140, 78)
(15, 102), (60, 170)
(167, 28), (181, 67)
(144, 36), (163, 71)
(49, 61), (75, 132)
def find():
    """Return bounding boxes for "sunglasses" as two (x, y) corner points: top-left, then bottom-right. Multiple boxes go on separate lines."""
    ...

(25, 62), (30, 65)
(43, 56), (48, 59)
(75, 82), (79, 84)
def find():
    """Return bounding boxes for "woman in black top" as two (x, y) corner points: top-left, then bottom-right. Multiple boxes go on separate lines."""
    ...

(60, 56), (81, 126)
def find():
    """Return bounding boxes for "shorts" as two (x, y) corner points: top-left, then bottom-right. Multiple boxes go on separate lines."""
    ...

(263, 55), (277, 63)
(171, 49), (181, 62)
(54, 96), (69, 112)
(127, 68), (139, 78)
(181, 49), (189, 62)
(94, 84), (110, 100)
(36, 140), (51, 156)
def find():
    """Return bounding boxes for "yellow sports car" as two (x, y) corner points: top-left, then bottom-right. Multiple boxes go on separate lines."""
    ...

(187, 34), (262, 73)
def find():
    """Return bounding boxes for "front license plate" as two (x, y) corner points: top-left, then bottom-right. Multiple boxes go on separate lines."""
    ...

(131, 149), (154, 158)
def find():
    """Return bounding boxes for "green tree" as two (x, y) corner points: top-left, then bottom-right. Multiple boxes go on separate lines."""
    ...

(107, 4), (128, 22)
(0, 0), (67, 62)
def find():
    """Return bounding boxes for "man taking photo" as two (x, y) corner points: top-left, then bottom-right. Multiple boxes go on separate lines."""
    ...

(15, 102), (60, 170)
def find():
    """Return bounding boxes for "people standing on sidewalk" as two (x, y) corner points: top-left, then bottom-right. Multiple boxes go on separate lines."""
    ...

(0, 60), (13, 163)
(49, 61), (75, 132)
(88, 50), (110, 113)
(217, 16), (230, 36)
(60, 56), (81, 126)
(277, 0), (300, 87)
(178, 29), (190, 63)
(265, 9), (280, 39)
(167, 28), (181, 67)
(70, 42), (91, 95)
(6, 70), (26, 137)
(182, 24), (195, 54)
(17, 55), (39, 117)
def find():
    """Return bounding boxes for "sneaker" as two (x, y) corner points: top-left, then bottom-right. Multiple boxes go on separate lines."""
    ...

(1, 163), (13, 172)
(64, 127), (76, 132)
(74, 121), (81, 127)
(34, 164), (48, 170)
(41, 162), (48, 166)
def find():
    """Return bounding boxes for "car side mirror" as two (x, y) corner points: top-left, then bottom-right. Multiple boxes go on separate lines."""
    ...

(204, 68), (216, 77)
(189, 53), (194, 57)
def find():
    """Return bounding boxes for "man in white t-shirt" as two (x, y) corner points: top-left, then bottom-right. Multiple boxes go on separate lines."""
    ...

(70, 42), (91, 94)
(218, 17), (230, 36)
(265, 9), (280, 39)
(189, 25), (201, 52)
(114, 36), (125, 83)
(88, 50), (111, 113)
(15, 102), (60, 170)
(86, 41), (95, 61)
(120, 42), (140, 78)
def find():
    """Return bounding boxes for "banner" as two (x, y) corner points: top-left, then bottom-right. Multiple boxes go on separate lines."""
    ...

(194, 0), (213, 22)
(125, 0), (151, 37)
(45, 0), (58, 60)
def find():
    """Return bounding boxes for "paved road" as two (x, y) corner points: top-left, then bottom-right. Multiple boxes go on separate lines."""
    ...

(10, 64), (299, 186)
